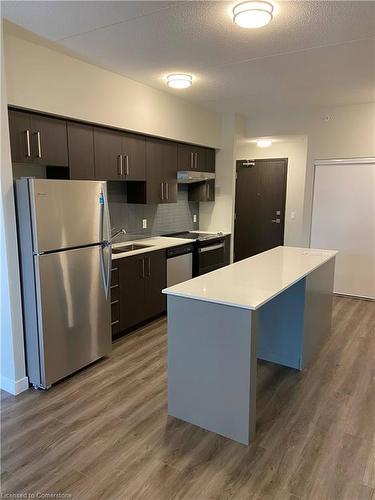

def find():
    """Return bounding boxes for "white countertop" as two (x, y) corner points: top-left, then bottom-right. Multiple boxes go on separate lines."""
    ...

(112, 236), (193, 260)
(163, 246), (337, 310)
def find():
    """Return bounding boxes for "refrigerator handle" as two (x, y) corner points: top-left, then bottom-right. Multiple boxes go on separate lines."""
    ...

(99, 185), (112, 299)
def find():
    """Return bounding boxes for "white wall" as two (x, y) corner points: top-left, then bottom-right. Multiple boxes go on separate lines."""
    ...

(3, 22), (221, 148)
(199, 113), (245, 257)
(236, 136), (308, 247)
(0, 22), (28, 395)
(246, 102), (375, 245)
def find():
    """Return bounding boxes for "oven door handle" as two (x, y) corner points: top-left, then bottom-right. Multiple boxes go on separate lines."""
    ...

(198, 242), (225, 253)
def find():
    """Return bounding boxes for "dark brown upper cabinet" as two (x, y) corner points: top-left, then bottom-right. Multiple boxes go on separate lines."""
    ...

(205, 148), (216, 173)
(128, 137), (177, 204)
(188, 179), (215, 202)
(67, 122), (95, 180)
(9, 109), (68, 167)
(122, 133), (146, 181)
(177, 144), (215, 173)
(8, 110), (33, 164)
(94, 127), (146, 182)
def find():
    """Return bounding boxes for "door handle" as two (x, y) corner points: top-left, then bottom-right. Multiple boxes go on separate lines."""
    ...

(206, 183), (209, 200)
(25, 130), (31, 158)
(272, 218), (281, 224)
(198, 242), (225, 253)
(160, 182), (164, 200)
(146, 256), (151, 277)
(117, 155), (123, 176)
(124, 155), (129, 176)
(165, 182), (169, 200)
(140, 258), (145, 278)
(195, 152), (198, 169)
(36, 131), (42, 158)
(190, 151), (194, 169)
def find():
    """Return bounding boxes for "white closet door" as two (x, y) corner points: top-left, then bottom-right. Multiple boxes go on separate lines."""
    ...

(310, 160), (375, 299)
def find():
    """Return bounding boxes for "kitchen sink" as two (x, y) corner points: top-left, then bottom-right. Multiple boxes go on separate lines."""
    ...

(112, 244), (151, 254)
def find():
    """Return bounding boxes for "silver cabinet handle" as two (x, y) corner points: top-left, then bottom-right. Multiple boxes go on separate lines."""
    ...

(117, 155), (123, 176)
(165, 182), (169, 200)
(160, 182), (164, 200)
(141, 258), (145, 278)
(25, 130), (31, 158)
(272, 218), (281, 224)
(146, 256), (151, 277)
(110, 284), (119, 289)
(206, 183), (210, 199)
(124, 155), (129, 176)
(111, 299), (119, 305)
(111, 320), (120, 326)
(195, 152), (198, 169)
(36, 131), (42, 158)
(190, 151), (194, 169)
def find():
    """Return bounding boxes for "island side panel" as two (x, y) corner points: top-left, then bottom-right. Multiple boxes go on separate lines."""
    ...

(302, 257), (336, 368)
(257, 278), (306, 370)
(167, 295), (258, 445)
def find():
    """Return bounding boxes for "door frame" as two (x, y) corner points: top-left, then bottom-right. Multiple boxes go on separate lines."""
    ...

(234, 157), (288, 260)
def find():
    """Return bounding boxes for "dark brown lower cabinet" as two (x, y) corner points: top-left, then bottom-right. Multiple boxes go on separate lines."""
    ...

(114, 249), (166, 336)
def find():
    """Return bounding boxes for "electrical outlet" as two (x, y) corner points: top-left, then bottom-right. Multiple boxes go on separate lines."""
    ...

(290, 211), (296, 220)
(193, 214), (197, 223)
(142, 219), (147, 229)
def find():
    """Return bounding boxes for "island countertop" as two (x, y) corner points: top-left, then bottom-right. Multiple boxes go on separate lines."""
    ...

(163, 246), (337, 310)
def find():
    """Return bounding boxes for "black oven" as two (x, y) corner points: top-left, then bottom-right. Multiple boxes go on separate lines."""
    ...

(194, 237), (227, 276)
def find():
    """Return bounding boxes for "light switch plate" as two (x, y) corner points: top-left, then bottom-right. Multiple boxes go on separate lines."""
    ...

(291, 211), (296, 220)
(193, 214), (197, 223)
(142, 219), (147, 229)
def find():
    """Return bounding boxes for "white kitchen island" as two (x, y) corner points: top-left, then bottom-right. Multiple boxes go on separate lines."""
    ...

(163, 246), (337, 445)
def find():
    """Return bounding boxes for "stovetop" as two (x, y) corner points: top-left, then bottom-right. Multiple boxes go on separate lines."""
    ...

(165, 231), (224, 242)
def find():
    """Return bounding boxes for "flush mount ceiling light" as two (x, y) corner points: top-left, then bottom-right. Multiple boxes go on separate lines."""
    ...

(167, 74), (192, 89)
(233, 1), (274, 28)
(256, 139), (273, 148)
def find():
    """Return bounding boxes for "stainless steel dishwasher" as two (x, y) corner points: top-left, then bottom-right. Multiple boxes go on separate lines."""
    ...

(166, 244), (194, 287)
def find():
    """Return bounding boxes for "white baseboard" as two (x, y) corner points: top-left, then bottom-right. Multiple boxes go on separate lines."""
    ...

(1, 375), (29, 395)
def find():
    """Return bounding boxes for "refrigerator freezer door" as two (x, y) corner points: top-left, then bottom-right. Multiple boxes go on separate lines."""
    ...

(29, 179), (107, 252)
(35, 245), (111, 388)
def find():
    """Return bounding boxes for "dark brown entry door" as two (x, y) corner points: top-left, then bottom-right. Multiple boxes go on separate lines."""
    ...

(234, 158), (288, 261)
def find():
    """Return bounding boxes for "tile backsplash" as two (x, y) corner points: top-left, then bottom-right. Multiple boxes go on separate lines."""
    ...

(108, 182), (199, 241)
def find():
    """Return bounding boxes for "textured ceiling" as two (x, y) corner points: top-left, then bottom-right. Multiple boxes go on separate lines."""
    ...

(2, 1), (375, 114)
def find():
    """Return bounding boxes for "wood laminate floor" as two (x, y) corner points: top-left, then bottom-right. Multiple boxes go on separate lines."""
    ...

(1, 296), (374, 500)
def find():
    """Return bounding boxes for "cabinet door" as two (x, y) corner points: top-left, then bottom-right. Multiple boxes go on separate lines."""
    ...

(144, 250), (166, 318)
(94, 127), (123, 181)
(163, 141), (178, 203)
(8, 110), (33, 163)
(119, 255), (146, 331)
(188, 180), (215, 202)
(204, 148), (216, 173)
(195, 146), (207, 171)
(67, 122), (95, 179)
(177, 144), (195, 170)
(31, 114), (69, 167)
(122, 133), (146, 181)
(146, 138), (177, 204)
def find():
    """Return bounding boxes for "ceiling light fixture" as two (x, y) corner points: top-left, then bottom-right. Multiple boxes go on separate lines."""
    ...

(167, 74), (192, 89)
(233, 1), (274, 28)
(256, 139), (273, 148)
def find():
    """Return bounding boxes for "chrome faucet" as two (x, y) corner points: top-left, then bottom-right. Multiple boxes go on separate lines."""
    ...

(111, 228), (127, 241)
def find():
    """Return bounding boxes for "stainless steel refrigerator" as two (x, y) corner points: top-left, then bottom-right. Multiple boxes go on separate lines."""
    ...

(15, 178), (112, 389)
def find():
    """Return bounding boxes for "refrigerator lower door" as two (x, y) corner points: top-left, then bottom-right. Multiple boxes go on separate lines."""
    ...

(28, 179), (107, 253)
(34, 245), (111, 388)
